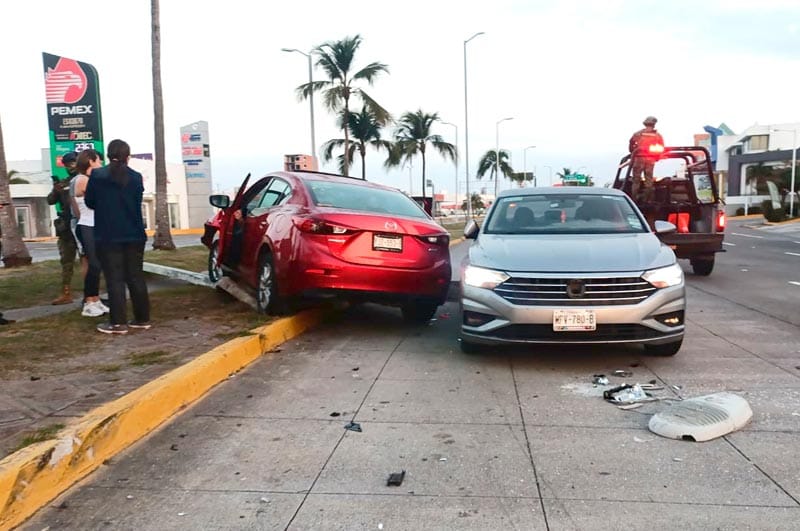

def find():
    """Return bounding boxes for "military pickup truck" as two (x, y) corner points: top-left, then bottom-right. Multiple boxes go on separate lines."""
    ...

(613, 146), (725, 276)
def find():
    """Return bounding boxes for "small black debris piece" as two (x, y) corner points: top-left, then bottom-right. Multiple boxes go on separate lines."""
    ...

(344, 421), (362, 432)
(330, 412), (341, 417)
(387, 470), (406, 486)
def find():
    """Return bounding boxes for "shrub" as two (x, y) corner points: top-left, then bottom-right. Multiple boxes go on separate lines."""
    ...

(762, 200), (786, 222)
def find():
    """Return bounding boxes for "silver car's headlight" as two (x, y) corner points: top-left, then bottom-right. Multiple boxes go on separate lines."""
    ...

(464, 265), (510, 289)
(642, 263), (684, 288)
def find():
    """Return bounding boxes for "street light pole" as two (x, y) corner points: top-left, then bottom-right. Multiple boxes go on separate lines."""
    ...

(523, 145), (536, 187)
(544, 165), (553, 185)
(281, 48), (316, 163)
(495, 117), (514, 197)
(439, 120), (459, 213)
(464, 32), (485, 218)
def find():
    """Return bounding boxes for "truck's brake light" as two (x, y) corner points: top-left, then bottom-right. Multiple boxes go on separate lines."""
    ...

(717, 211), (726, 232)
(648, 144), (665, 154)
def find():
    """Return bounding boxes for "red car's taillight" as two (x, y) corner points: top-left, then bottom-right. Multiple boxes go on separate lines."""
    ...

(293, 216), (353, 235)
(417, 234), (450, 246)
(716, 211), (726, 232)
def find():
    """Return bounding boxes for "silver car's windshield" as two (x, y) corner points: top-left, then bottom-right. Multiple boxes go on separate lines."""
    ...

(484, 194), (647, 234)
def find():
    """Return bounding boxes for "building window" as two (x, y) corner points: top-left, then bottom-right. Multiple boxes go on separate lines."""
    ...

(141, 204), (150, 230)
(748, 135), (768, 151)
(168, 203), (180, 229)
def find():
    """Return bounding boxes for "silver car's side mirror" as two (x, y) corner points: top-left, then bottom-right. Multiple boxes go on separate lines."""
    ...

(654, 220), (677, 234)
(464, 219), (480, 239)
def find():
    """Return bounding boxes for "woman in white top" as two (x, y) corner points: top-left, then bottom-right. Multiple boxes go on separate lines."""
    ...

(72, 149), (108, 317)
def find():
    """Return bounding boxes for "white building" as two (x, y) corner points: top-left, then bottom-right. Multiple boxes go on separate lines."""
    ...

(7, 150), (206, 238)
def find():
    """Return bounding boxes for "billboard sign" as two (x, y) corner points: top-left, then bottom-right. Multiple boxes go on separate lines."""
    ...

(180, 121), (211, 179)
(42, 52), (103, 178)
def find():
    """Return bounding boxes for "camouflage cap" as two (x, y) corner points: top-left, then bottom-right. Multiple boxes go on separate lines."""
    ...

(643, 116), (658, 126)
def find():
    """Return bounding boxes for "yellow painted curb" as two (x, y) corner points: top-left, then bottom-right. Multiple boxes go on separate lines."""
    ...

(0, 308), (325, 530)
(145, 228), (204, 237)
(449, 237), (465, 247)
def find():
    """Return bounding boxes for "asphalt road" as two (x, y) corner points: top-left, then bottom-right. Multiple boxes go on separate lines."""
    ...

(24, 234), (204, 263)
(22, 221), (800, 530)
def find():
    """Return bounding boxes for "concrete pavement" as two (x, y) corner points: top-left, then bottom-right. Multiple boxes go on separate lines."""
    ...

(22, 282), (800, 529)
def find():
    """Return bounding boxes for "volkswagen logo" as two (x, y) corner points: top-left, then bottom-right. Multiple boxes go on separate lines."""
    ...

(566, 279), (586, 299)
(384, 221), (398, 231)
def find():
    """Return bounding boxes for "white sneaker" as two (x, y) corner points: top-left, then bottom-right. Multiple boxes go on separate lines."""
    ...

(82, 301), (104, 317)
(97, 301), (110, 314)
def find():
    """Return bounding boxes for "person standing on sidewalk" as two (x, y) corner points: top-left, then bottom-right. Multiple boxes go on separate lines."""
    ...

(85, 139), (150, 335)
(72, 149), (109, 318)
(46, 151), (79, 305)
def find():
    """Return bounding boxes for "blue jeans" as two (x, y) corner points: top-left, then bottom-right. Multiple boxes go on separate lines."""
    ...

(97, 242), (150, 325)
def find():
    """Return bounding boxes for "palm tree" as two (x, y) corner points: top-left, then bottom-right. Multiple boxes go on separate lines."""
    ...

(0, 115), (32, 267)
(321, 107), (392, 179)
(556, 167), (574, 182)
(296, 35), (389, 177)
(151, 0), (175, 250)
(477, 150), (515, 195)
(461, 192), (485, 213)
(386, 110), (457, 201)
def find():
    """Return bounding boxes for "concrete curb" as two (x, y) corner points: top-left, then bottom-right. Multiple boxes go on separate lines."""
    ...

(0, 308), (326, 530)
(449, 237), (465, 247)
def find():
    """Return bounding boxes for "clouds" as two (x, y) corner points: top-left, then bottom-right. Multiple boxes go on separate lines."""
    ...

(1, 0), (798, 194)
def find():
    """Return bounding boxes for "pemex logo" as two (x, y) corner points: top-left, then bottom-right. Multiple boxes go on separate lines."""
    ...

(45, 58), (87, 104)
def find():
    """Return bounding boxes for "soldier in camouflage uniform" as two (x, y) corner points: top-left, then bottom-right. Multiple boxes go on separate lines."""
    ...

(46, 151), (79, 305)
(628, 116), (664, 203)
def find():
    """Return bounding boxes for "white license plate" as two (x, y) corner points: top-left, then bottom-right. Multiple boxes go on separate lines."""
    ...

(373, 234), (403, 252)
(553, 309), (596, 331)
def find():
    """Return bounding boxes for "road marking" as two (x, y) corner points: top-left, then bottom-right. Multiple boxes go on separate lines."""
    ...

(722, 242), (736, 247)
(731, 232), (764, 239)
(786, 252), (800, 257)
(790, 281), (800, 287)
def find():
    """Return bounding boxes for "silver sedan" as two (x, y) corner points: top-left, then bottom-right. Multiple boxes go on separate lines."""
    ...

(459, 187), (685, 356)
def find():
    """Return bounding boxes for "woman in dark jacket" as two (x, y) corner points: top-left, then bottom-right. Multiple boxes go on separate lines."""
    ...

(85, 139), (150, 334)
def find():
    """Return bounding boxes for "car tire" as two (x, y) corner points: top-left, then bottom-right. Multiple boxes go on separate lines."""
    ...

(401, 300), (438, 324)
(691, 256), (715, 276)
(645, 338), (683, 356)
(256, 252), (284, 315)
(459, 338), (481, 354)
(208, 240), (223, 283)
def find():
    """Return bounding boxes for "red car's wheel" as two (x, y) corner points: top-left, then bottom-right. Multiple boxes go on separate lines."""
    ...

(256, 253), (284, 315)
(208, 240), (223, 283)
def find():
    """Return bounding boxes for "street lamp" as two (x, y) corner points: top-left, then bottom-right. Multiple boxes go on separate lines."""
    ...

(439, 119), (459, 214)
(772, 127), (797, 216)
(281, 48), (316, 163)
(523, 145), (536, 187)
(463, 31), (485, 218)
(495, 117), (514, 197)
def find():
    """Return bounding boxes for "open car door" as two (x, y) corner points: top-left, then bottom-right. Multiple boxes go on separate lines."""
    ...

(216, 173), (251, 267)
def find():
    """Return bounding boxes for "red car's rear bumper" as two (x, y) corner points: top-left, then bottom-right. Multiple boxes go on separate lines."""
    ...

(287, 254), (451, 304)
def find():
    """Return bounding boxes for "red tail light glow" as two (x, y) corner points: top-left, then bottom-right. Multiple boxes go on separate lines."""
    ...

(717, 211), (726, 232)
(417, 234), (449, 246)
(649, 144), (665, 154)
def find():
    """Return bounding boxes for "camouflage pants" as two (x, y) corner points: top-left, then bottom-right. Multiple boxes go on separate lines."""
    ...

(56, 222), (77, 286)
(631, 159), (655, 202)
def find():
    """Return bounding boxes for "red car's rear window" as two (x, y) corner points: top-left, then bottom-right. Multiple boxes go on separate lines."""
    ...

(306, 180), (428, 219)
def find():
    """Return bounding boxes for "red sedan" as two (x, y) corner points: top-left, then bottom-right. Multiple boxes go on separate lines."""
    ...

(201, 171), (452, 322)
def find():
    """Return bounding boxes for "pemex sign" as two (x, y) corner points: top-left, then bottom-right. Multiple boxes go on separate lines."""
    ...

(42, 52), (103, 179)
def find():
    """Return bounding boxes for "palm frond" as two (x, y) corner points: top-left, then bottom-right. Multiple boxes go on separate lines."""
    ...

(353, 62), (389, 84)
(358, 89), (392, 125)
(321, 138), (346, 163)
(296, 80), (330, 101)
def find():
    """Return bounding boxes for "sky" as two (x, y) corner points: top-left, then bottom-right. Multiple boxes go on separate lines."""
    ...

(2, 0), (799, 196)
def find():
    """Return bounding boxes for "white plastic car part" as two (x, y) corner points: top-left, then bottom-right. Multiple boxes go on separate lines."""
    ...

(648, 392), (753, 442)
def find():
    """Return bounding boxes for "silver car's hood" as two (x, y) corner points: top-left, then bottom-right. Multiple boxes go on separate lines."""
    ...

(468, 233), (676, 273)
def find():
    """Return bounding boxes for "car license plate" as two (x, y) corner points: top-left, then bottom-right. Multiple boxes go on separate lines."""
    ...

(553, 309), (596, 331)
(373, 234), (403, 252)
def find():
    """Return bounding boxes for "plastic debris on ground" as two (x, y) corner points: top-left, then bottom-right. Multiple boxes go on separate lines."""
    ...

(344, 421), (362, 432)
(592, 374), (610, 385)
(603, 383), (656, 405)
(648, 392), (753, 442)
(612, 369), (633, 378)
(386, 470), (406, 486)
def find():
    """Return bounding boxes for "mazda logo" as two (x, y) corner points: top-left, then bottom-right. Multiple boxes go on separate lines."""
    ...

(566, 279), (586, 299)
(384, 221), (398, 231)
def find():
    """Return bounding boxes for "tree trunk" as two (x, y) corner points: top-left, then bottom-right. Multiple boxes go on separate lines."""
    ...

(421, 146), (427, 201)
(0, 115), (32, 267)
(360, 143), (366, 180)
(342, 89), (350, 177)
(151, 0), (175, 250)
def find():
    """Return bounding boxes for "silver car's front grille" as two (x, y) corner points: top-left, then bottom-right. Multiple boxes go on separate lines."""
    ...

(494, 276), (656, 306)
